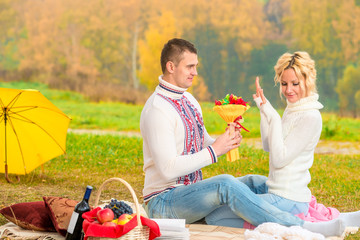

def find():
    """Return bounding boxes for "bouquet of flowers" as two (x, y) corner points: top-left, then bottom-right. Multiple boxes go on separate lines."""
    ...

(213, 94), (250, 162)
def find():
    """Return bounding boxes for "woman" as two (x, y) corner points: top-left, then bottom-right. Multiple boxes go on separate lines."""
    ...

(251, 51), (322, 216)
(205, 51), (360, 235)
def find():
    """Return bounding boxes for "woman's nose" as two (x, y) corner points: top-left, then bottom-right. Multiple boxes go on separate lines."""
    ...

(286, 85), (292, 93)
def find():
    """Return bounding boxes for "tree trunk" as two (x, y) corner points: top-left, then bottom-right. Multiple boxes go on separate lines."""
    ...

(132, 21), (139, 89)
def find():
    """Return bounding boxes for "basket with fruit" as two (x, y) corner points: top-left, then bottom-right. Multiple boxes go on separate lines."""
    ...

(213, 94), (250, 162)
(82, 178), (160, 240)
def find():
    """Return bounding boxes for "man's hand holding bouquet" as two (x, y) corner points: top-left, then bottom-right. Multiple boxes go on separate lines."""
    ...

(213, 94), (250, 162)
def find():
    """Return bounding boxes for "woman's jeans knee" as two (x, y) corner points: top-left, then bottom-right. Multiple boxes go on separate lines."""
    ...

(146, 174), (304, 227)
(205, 174), (309, 227)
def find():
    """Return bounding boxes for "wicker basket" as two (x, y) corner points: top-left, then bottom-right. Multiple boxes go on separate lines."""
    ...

(88, 177), (150, 240)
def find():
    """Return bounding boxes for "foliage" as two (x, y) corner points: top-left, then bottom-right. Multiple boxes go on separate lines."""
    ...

(2, 81), (360, 141)
(283, 0), (344, 109)
(188, 76), (210, 102)
(336, 64), (360, 117)
(333, 0), (360, 63)
(1, 0), (360, 110)
(137, 10), (180, 90)
(0, 134), (359, 239)
(246, 43), (288, 109)
(0, 0), (19, 71)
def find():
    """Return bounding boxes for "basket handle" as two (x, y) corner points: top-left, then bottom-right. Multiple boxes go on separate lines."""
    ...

(94, 177), (142, 227)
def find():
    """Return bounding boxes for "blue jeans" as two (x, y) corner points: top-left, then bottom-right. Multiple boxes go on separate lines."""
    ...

(145, 174), (304, 227)
(205, 175), (310, 228)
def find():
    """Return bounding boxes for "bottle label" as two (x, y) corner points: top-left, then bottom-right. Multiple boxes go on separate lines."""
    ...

(67, 212), (79, 234)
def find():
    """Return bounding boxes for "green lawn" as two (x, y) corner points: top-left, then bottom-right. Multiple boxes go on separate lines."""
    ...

(1, 82), (359, 238)
(0, 134), (359, 238)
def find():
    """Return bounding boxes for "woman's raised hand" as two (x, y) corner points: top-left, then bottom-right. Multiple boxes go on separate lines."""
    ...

(252, 76), (266, 106)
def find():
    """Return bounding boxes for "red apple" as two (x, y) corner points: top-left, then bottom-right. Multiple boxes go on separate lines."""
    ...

(96, 208), (115, 224)
(102, 221), (117, 227)
(117, 214), (133, 225)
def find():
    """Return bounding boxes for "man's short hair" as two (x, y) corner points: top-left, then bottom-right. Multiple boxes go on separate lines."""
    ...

(160, 38), (197, 73)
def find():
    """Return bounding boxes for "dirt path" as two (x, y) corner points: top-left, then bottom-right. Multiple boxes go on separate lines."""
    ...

(68, 129), (360, 155)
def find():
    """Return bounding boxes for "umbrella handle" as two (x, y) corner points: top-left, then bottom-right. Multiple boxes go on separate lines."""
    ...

(5, 165), (20, 183)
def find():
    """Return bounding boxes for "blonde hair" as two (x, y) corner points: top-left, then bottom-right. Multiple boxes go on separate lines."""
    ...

(274, 51), (317, 98)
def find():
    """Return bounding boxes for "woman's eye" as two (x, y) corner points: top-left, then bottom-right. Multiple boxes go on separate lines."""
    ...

(281, 82), (287, 86)
(293, 82), (299, 86)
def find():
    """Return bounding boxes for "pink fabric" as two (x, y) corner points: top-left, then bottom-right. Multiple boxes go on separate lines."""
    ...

(243, 221), (256, 229)
(244, 195), (339, 228)
(296, 195), (340, 222)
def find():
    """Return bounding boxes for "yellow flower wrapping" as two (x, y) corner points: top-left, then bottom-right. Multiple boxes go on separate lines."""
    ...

(213, 104), (250, 162)
(213, 104), (250, 123)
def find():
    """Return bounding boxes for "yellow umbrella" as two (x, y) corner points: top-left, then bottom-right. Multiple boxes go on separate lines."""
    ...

(0, 87), (71, 183)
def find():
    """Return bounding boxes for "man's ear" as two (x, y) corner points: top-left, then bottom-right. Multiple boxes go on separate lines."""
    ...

(166, 61), (175, 73)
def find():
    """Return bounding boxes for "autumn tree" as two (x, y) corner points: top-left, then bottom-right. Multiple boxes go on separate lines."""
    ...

(16, 1), (61, 82)
(282, 0), (343, 108)
(332, 0), (360, 63)
(137, 10), (181, 91)
(0, 0), (20, 75)
(246, 43), (288, 109)
(336, 64), (360, 117)
(3, 0), (360, 107)
(170, 0), (269, 99)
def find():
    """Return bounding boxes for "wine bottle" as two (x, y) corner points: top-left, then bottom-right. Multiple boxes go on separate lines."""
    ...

(65, 185), (93, 240)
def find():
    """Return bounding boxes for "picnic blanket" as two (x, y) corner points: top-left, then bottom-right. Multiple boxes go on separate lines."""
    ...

(0, 222), (63, 240)
(1, 222), (358, 240)
(0, 196), (357, 240)
(244, 222), (359, 240)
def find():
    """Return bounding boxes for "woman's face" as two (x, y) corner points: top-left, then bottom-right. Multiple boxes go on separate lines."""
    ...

(281, 68), (305, 103)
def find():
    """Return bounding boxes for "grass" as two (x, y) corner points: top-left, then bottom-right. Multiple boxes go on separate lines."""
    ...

(1, 81), (360, 140)
(0, 82), (360, 238)
(0, 134), (359, 238)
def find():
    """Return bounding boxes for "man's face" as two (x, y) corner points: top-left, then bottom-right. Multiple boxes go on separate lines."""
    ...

(169, 51), (198, 89)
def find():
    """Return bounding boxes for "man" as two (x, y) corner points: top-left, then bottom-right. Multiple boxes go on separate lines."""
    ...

(140, 38), (343, 236)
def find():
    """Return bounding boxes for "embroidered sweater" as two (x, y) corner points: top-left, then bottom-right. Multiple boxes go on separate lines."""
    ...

(141, 76), (217, 202)
(254, 94), (323, 202)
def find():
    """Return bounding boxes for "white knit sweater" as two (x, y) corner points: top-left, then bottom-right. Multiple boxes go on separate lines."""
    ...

(254, 94), (323, 202)
(140, 76), (217, 202)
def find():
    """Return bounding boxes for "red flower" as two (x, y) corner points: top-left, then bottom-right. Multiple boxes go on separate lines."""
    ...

(215, 100), (222, 105)
(236, 98), (248, 106)
(229, 94), (235, 104)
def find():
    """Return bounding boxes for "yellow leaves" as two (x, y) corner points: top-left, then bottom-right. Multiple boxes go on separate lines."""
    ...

(137, 10), (180, 90)
(188, 76), (210, 102)
(5, 0), (360, 105)
(174, 0), (267, 58)
(336, 64), (360, 116)
(332, 0), (360, 62)
(281, 0), (347, 69)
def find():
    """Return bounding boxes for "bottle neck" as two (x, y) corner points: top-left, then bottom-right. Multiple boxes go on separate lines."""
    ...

(83, 186), (93, 202)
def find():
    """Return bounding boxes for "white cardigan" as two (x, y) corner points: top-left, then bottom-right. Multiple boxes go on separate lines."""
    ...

(140, 76), (216, 202)
(254, 94), (323, 202)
